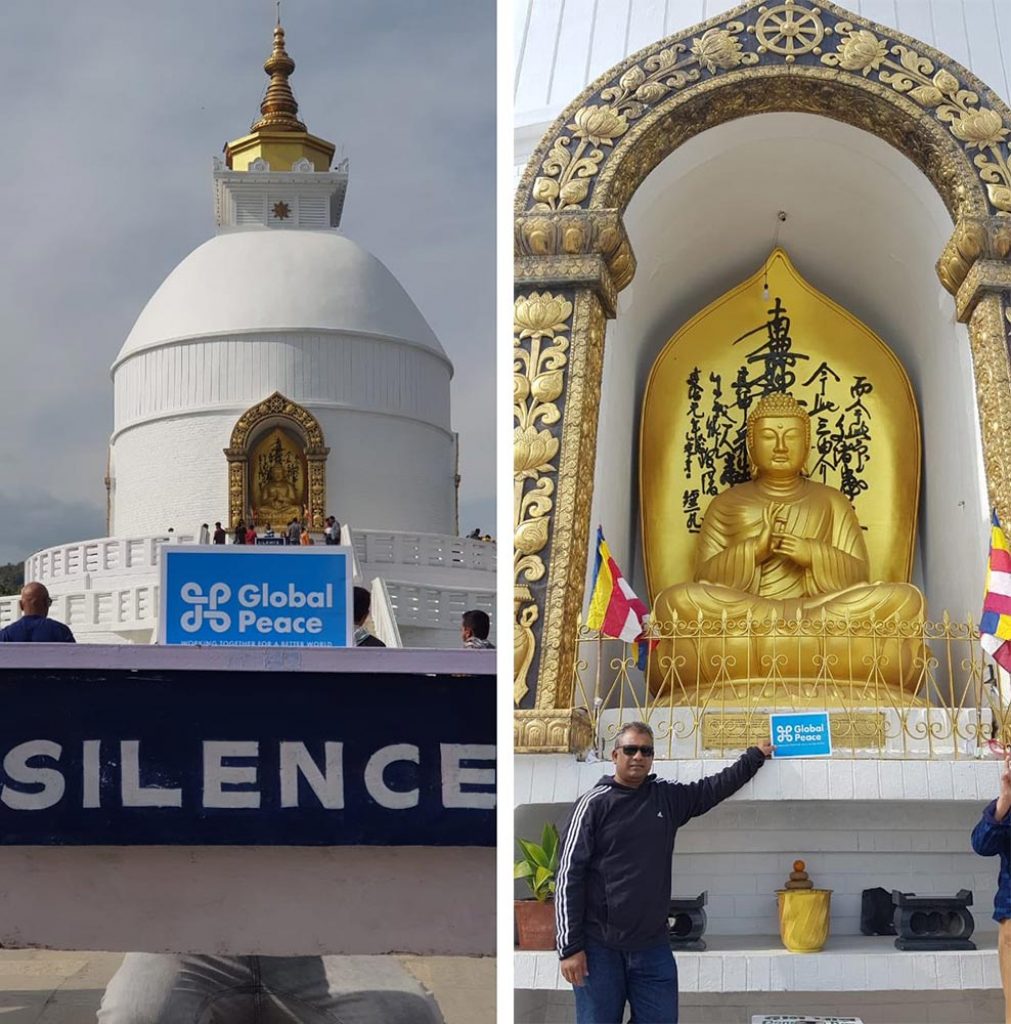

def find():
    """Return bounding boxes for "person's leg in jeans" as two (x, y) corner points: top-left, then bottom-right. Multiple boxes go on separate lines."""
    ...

(572, 941), (627, 1024)
(97, 954), (256, 1024)
(625, 943), (678, 1024)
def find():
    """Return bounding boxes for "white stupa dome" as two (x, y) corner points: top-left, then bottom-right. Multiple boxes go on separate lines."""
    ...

(113, 229), (446, 367)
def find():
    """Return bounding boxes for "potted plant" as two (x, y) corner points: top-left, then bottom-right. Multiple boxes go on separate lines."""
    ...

(514, 823), (559, 950)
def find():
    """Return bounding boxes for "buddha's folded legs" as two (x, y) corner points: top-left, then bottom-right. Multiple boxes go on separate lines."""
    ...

(652, 582), (926, 704)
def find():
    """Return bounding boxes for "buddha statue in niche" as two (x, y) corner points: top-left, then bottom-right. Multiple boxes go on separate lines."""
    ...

(654, 392), (926, 704)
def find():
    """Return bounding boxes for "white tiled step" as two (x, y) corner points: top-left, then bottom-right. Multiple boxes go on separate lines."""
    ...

(515, 756), (998, 807)
(515, 934), (1000, 992)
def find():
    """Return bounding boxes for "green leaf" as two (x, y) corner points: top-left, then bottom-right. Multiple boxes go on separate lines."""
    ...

(517, 838), (550, 869)
(540, 823), (559, 863)
(514, 861), (534, 880)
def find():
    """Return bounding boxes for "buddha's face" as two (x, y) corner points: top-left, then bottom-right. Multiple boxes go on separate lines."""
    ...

(749, 415), (808, 479)
(269, 464), (285, 483)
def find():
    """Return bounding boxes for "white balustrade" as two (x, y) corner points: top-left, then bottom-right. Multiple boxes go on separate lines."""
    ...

(25, 530), (494, 588)
(0, 585), (159, 632)
(382, 580), (496, 632)
(24, 535), (197, 586)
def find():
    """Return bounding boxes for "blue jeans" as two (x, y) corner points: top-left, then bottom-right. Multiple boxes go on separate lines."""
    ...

(572, 940), (678, 1024)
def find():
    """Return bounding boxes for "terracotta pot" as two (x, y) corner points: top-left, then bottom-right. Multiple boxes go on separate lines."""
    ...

(515, 898), (556, 950)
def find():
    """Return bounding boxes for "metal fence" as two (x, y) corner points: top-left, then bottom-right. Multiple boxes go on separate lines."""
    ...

(572, 613), (1009, 759)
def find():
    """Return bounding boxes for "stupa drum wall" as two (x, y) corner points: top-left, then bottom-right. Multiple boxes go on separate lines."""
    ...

(110, 409), (454, 537)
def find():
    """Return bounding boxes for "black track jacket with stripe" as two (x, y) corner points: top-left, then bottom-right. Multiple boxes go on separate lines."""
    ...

(555, 747), (767, 958)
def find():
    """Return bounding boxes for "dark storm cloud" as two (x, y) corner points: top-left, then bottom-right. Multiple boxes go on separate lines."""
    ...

(0, 0), (495, 564)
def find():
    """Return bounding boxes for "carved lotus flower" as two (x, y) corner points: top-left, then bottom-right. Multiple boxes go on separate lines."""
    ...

(569, 105), (629, 147)
(951, 108), (1009, 151)
(837, 30), (888, 75)
(514, 293), (573, 339)
(515, 426), (559, 476)
(514, 516), (550, 556)
(691, 29), (744, 73)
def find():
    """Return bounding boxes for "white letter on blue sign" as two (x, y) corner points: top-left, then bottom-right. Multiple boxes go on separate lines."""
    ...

(364, 744), (419, 809)
(203, 741), (261, 808)
(120, 740), (182, 807)
(279, 742), (345, 809)
(440, 744), (496, 809)
(1, 740), (65, 810)
(83, 740), (101, 808)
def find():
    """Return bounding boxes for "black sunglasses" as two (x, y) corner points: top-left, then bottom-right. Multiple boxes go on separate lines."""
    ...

(619, 744), (654, 757)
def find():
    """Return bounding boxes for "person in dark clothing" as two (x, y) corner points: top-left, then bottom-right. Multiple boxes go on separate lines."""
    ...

(213, 522), (226, 545)
(353, 586), (385, 648)
(556, 721), (772, 1024)
(0, 582), (75, 643)
(233, 522), (246, 546)
(971, 751), (1011, 1023)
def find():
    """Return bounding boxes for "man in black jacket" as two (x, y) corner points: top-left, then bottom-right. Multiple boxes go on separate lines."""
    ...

(556, 721), (772, 1023)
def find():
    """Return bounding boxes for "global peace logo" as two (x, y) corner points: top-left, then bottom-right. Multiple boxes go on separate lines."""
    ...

(179, 582), (232, 633)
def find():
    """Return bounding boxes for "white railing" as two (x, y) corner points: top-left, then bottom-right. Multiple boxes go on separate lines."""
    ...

(24, 535), (196, 586)
(352, 532), (496, 574)
(25, 529), (494, 588)
(369, 578), (403, 648)
(0, 585), (159, 633)
(383, 580), (496, 633)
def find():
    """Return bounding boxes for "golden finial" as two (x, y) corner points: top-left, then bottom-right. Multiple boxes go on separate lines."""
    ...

(251, 15), (306, 133)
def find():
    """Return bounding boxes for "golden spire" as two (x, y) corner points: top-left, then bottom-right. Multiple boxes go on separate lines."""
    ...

(250, 21), (306, 133)
(223, 13), (335, 172)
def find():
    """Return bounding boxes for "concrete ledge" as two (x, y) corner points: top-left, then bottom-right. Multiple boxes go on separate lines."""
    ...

(515, 755), (999, 807)
(515, 934), (1001, 992)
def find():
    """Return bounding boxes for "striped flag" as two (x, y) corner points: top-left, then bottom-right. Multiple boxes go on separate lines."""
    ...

(980, 510), (1011, 672)
(586, 527), (652, 668)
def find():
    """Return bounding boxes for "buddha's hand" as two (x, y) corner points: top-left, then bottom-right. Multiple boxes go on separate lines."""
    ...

(757, 503), (785, 563)
(771, 532), (813, 568)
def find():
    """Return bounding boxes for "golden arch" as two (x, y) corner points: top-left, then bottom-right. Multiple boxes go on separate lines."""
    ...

(513, 0), (1011, 750)
(224, 392), (329, 531)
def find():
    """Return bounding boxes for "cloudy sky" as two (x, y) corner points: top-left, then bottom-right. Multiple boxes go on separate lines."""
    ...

(0, 0), (495, 565)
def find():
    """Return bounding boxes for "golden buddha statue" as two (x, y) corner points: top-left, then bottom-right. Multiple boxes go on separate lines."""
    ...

(256, 461), (303, 527)
(654, 392), (925, 704)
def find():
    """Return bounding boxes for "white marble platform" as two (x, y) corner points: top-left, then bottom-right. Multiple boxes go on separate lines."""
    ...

(515, 935), (1000, 993)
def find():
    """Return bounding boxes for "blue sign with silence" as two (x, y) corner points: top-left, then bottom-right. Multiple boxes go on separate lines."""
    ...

(161, 547), (352, 647)
(769, 712), (832, 758)
(0, 663), (495, 846)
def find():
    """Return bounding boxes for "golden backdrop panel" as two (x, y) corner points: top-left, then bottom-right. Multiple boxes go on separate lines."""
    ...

(640, 248), (921, 602)
(250, 426), (307, 528)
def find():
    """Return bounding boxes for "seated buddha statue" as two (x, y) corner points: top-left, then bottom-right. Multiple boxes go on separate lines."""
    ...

(257, 462), (302, 526)
(653, 392), (926, 705)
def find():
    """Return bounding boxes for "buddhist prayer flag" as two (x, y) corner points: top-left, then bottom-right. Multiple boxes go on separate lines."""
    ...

(980, 510), (1011, 672)
(587, 527), (652, 668)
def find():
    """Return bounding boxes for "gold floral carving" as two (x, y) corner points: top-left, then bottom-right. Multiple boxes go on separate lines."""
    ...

(967, 295), (1011, 526)
(515, 211), (636, 294)
(224, 392), (329, 529)
(514, 708), (594, 755)
(822, 23), (1011, 212)
(937, 216), (1011, 298)
(533, 291), (607, 711)
(529, 19), (756, 212)
(514, 291), (572, 707)
(517, 1), (1005, 221)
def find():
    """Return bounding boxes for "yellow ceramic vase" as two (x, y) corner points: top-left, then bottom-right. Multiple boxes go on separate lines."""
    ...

(777, 889), (832, 952)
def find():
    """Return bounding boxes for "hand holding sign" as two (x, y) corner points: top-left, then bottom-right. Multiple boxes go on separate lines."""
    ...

(769, 712), (832, 759)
